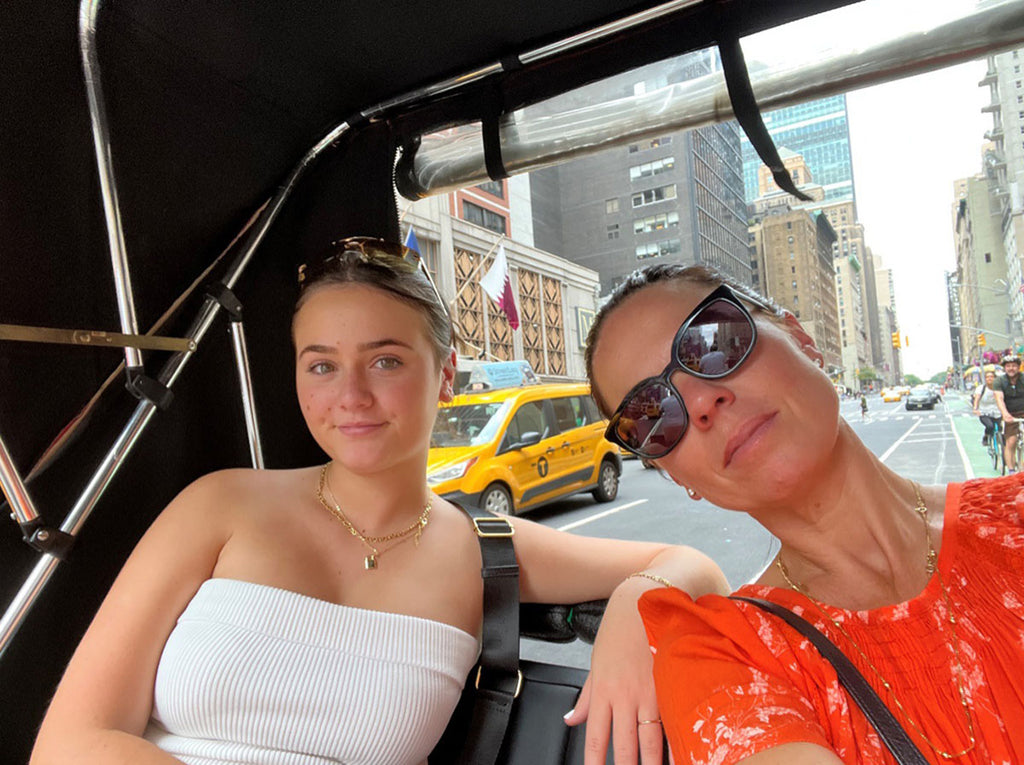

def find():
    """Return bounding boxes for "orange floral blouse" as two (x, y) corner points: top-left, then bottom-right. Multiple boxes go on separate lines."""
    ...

(639, 474), (1024, 764)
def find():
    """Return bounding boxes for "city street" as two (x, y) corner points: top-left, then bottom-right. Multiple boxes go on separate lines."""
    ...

(522, 389), (987, 667)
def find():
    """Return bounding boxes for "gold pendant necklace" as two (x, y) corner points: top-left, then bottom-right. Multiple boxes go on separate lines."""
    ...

(315, 463), (431, 571)
(775, 482), (975, 759)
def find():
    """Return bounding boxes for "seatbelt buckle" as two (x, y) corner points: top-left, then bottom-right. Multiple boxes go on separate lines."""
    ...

(473, 516), (514, 537)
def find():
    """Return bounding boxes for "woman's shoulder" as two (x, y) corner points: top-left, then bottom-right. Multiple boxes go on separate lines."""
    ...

(953, 474), (1024, 547)
(166, 466), (318, 522)
(957, 474), (1024, 521)
(638, 587), (776, 653)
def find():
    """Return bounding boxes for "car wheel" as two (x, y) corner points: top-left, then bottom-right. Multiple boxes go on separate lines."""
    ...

(592, 459), (619, 502)
(480, 483), (514, 515)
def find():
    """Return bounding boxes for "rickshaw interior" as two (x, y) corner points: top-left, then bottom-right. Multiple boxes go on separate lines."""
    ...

(2, 0), (1022, 759)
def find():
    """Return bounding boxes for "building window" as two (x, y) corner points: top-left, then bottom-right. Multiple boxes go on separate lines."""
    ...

(475, 180), (505, 199)
(787, 236), (794, 244)
(635, 238), (682, 260)
(605, 198), (619, 214)
(629, 156), (676, 181)
(633, 211), (679, 234)
(630, 184), (677, 208)
(985, 252), (992, 263)
(607, 224), (620, 240)
(462, 201), (507, 235)
(628, 136), (671, 153)
(791, 266), (796, 273)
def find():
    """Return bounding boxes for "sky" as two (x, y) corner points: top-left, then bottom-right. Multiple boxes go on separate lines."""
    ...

(745, 0), (995, 380)
(848, 60), (989, 380)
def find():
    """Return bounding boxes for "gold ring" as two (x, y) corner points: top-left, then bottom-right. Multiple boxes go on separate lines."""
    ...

(637, 719), (662, 726)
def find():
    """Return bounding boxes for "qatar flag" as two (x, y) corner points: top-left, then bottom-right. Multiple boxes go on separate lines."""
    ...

(479, 244), (520, 329)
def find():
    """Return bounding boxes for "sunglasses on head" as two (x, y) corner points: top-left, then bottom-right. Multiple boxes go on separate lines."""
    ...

(297, 236), (421, 286)
(604, 284), (772, 460)
(297, 235), (451, 319)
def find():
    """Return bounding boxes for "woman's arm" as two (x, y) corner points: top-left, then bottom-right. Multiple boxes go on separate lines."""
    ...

(509, 518), (729, 765)
(994, 387), (1015, 422)
(30, 472), (237, 765)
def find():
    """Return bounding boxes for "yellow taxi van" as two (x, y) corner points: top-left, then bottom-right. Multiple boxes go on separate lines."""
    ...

(427, 369), (621, 515)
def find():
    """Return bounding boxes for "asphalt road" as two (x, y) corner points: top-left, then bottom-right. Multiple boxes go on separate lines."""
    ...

(521, 389), (982, 667)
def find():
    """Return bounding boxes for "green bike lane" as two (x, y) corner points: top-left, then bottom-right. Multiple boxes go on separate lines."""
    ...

(946, 393), (1002, 479)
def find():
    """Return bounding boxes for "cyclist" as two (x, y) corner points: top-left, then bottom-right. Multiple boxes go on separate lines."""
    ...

(994, 353), (1024, 472)
(973, 368), (1002, 446)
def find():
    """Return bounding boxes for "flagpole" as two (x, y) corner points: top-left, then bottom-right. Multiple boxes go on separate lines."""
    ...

(454, 235), (506, 301)
(402, 224), (452, 320)
(454, 334), (504, 362)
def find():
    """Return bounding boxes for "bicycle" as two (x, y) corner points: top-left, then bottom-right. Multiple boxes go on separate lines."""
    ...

(996, 417), (1024, 475)
(989, 422), (1004, 475)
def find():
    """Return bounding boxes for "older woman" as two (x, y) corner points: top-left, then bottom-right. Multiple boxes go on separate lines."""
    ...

(585, 263), (1024, 764)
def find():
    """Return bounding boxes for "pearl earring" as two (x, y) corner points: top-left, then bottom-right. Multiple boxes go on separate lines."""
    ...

(685, 487), (698, 499)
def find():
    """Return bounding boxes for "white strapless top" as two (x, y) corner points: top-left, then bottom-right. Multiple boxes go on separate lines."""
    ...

(144, 578), (479, 765)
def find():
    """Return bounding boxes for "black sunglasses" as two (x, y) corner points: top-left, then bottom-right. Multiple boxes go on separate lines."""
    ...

(604, 284), (772, 459)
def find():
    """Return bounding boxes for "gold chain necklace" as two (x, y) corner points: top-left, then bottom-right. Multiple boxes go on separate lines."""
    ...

(315, 463), (431, 570)
(775, 483), (975, 759)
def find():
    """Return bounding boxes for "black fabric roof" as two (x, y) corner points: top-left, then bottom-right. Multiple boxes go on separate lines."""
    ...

(0, 0), (857, 755)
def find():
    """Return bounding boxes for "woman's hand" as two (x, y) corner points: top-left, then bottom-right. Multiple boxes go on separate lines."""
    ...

(563, 577), (665, 765)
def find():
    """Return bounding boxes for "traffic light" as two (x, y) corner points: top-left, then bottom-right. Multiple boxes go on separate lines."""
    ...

(891, 331), (901, 349)
(978, 332), (987, 347)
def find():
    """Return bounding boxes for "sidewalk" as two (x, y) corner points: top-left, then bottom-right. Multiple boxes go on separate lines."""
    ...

(946, 393), (1002, 479)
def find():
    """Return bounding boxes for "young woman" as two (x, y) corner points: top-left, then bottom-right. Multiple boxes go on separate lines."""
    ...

(973, 368), (1001, 448)
(585, 263), (1024, 764)
(30, 239), (728, 765)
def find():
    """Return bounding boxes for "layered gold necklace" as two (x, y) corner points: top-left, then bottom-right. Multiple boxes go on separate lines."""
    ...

(776, 482), (975, 760)
(315, 463), (431, 571)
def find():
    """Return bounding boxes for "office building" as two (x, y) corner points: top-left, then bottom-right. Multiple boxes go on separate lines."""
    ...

(530, 51), (750, 293)
(741, 95), (856, 204)
(748, 204), (841, 373)
(952, 171), (1013, 365)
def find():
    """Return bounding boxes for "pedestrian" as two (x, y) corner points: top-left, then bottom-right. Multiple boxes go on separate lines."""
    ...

(859, 391), (868, 420)
(30, 239), (729, 765)
(585, 263), (1024, 763)
(973, 369), (1001, 447)
(994, 353), (1024, 472)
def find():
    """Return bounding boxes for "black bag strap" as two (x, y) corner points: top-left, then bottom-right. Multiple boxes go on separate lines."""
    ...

(457, 502), (522, 765)
(733, 596), (929, 765)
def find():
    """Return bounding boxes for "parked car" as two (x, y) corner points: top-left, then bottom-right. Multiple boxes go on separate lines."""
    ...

(905, 385), (940, 410)
(428, 382), (621, 515)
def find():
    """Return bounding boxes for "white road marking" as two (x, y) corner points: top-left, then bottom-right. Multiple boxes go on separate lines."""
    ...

(878, 419), (922, 462)
(556, 499), (648, 531)
(947, 412), (975, 480)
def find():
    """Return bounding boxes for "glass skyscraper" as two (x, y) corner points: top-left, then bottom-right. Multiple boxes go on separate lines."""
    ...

(741, 94), (855, 204)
